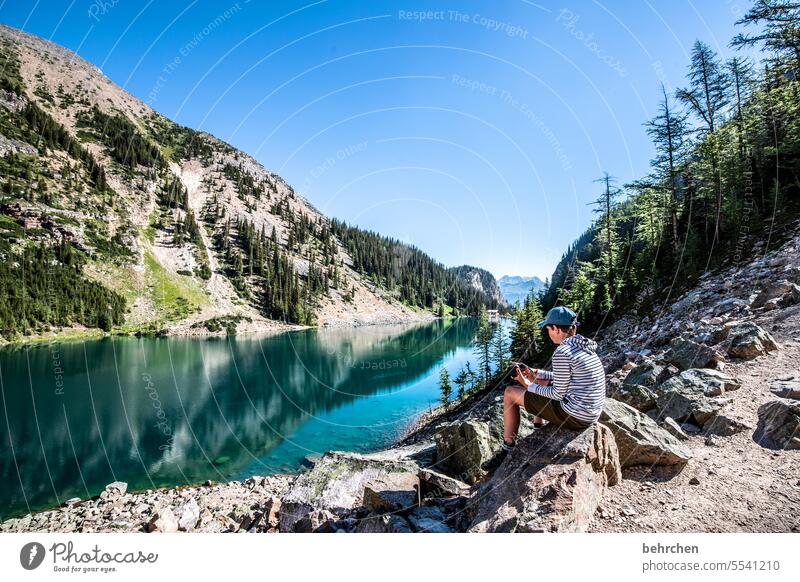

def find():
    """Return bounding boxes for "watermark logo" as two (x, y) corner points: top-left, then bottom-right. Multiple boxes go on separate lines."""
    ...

(20, 542), (46, 570)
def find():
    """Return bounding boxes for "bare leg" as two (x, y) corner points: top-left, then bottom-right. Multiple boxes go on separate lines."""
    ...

(502, 385), (527, 444)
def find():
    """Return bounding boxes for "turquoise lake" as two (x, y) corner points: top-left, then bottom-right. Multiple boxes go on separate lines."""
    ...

(0, 317), (501, 519)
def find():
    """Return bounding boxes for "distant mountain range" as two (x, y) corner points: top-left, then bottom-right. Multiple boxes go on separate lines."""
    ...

(498, 275), (547, 306)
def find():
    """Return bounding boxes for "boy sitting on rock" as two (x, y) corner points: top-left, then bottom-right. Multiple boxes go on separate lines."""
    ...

(482, 306), (607, 472)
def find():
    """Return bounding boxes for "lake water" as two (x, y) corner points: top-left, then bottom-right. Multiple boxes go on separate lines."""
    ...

(0, 317), (493, 519)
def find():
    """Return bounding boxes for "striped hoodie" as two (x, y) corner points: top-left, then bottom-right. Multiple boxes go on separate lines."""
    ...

(527, 334), (606, 423)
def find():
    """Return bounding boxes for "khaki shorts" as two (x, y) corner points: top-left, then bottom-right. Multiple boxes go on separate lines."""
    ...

(523, 389), (592, 431)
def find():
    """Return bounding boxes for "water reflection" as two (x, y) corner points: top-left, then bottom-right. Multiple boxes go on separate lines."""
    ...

(0, 317), (478, 519)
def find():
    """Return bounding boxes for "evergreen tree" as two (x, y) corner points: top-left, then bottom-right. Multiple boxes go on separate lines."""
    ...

(677, 40), (730, 243)
(439, 367), (453, 410)
(474, 305), (494, 386)
(645, 83), (691, 248)
(453, 368), (469, 400)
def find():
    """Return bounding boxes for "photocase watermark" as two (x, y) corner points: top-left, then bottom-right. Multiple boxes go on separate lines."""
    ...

(323, 344), (407, 370)
(51, 343), (65, 396)
(145, 1), (246, 105)
(21, 541), (158, 573)
(142, 372), (174, 452)
(451, 74), (572, 171)
(87, 0), (121, 22)
(556, 8), (628, 77)
(300, 140), (368, 192)
(20, 542), (46, 570)
(397, 9), (529, 39)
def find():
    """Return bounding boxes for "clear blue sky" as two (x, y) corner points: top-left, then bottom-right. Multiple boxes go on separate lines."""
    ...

(1, 0), (756, 280)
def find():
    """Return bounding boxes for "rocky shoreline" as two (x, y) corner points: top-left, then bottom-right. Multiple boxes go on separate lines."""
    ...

(3, 230), (800, 533)
(0, 310), (443, 348)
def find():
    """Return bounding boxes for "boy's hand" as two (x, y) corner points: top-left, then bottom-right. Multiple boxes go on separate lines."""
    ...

(521, 366), (537, 381)
(512, 366), (532, 388)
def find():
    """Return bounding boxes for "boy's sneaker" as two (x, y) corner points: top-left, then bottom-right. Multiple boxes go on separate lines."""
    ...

(480, 440), (515, 473)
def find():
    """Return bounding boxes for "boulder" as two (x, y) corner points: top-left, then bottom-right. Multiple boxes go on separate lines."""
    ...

(101, 481), (128, 500)
(418, 468), (471, 498)
(755, 400), (800, 450)
(770, 379), (800, 400)
(610, 383), (657, 412)
(263, 497), (281, 529)
(660, 417), (689, 441)
(177, 499), (200, 531)
(293, 509), (336, 533)
(702, 414), (752, 437)
(354, 514), (413, 533)
(146, 507), (178, 533)
(654, 368), (741, 425)
(433, 419), (499, 485)
(623, 362), (674, 387)
(725, 322), (779, 359)
(665, 336), (724, 370)
(751, 279), (800, 309)
(467, 424), (621, 533)
(673, 368), (742, 396)
(600, 399), (692, 467)
(407, 506), (453, 533)
(712, 297), (750, 317)
(362, 472), (419, 513)
(278, 450), (419, 532)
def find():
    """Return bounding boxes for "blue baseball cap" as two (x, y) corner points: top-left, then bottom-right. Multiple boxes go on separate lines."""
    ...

(537, 306), (579, 328)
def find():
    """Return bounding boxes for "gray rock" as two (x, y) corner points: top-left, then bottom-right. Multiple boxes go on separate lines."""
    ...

(600, 399), (692, 467)
(278, 450), (419, 532)
(702, 414), (752, 437)
(770, 380), (800, 400)
(101, 481), (128, 500)
(665, 336), (724, 370)
(675, 368), (742, 396)
(362, 472), (419, 513)
(407, 506), (453, 533)
(623, 362), (673, 387)
(610, 383), (658, 412)
(418, 468), (471, 497)
(756, 400), (800, 450)
(712, 297), (750, 317)
(654, 368), (741, 425)
(660, 417), (690, 440)
(752, 279), (800, 309)
(467, 424), (621, 533)
(354, 513), (413, 533)
(725, 322), (779, 359)
(293, 509), (336, 533)
(433, 419), (499, 485)
(147, 507), (178, 533)
(177, 499), (200, 531)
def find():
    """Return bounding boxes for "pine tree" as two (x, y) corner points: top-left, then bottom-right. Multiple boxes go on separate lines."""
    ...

(589, 173), (622, 303)
(645, 83), (691, 249)
(677, 40), (730, 243)
(474, 305), (494, 387)
(439, 367), (453, 410)
(731, 0), (800, 71)
(453, 368), (469, 400)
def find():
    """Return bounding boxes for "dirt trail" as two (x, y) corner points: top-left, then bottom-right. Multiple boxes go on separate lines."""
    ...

(589, 304), (800, 532)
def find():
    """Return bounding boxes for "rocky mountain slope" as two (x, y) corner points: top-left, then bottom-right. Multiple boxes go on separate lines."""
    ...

(0, 24), (500, 341)
(449, 265), (507, 308)
(498, 275), (547, 306)
(4, 223), (798, 533)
